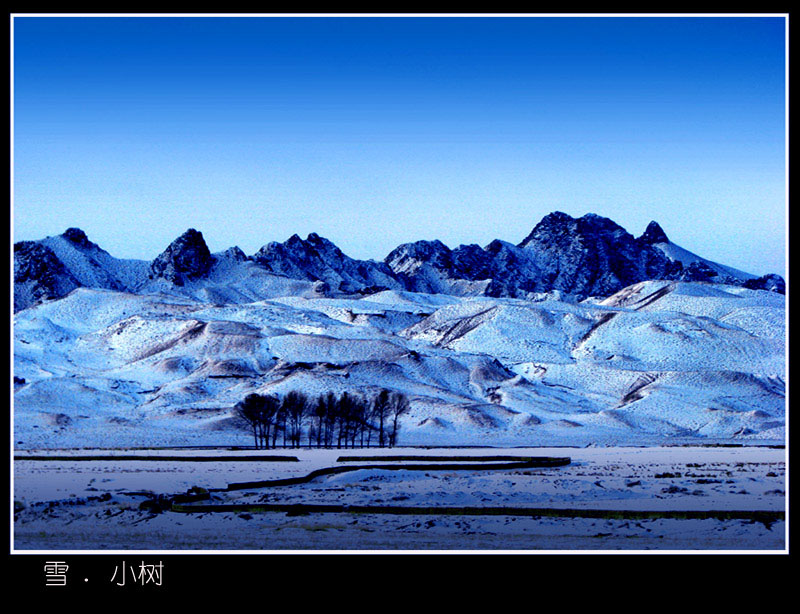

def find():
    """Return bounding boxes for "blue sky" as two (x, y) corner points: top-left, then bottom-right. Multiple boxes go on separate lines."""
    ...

(13, 16), (786, 276)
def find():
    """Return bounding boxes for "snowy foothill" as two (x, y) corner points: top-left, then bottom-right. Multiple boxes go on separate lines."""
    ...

(13, 279), (785, 449)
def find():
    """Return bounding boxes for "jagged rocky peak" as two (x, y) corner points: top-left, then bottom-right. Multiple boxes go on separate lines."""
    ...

(518, 211), (574, 247)
(253, 231), (401, 293)
(285, 233), (305, 247)
(515, 211), (677, 299)
(638, 221), (670, 245)
(517, 211), (629, 249)
(451, 244), (492, 280)
(517, 211), (634, 254)
(306, 232), (326, 244)
(385, 239), (452, 271)
(257, 233), (323, 268)
(150, 228), (214, 286)
(305, 232), (345, 257)
(62, 227), (95, 249)
(484, 239), (509, 255)
(218, 246), (249, 262)
(275, 232), (342, 262)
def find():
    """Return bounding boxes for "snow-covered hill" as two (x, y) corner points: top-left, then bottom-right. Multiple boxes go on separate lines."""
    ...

(13, 279), (785, 448)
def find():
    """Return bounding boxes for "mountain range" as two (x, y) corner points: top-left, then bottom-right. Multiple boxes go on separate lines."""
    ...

(13, 212), (785, 312)
(12, 211), (786, 448)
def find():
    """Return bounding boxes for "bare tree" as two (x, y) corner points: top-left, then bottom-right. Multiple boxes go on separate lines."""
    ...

(323, 391), (338, 448)
(236, 393), (280, 449)
(372, 389), (391, 448)
(235, 394), (262, 449)
(272, 401), (284, 449)
(282, 391), (309, 449)
(388, 392), (410, 448)
(350, 394), (367, 449)
(259, 394), (281, 449)
(364, 399), (375, 448)
(313, 395), (327, 448)
(357, 395), (372, 448)
(336, 392), (354, 449)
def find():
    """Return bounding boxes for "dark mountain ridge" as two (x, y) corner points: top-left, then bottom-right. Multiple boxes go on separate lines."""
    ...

(13, 212), (785, 311)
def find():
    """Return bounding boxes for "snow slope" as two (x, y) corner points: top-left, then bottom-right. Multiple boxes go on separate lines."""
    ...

(13, 279), (785, 449)
(654, 241), (756, 281)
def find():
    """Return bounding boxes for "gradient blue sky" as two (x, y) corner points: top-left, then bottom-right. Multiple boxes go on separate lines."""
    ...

(13, 16), (786, 276)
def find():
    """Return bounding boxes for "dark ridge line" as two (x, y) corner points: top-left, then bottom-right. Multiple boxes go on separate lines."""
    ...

(14, 455), (300, 462)
(632, 283), (675, 310)
(336, 455), (545, 462)
(617, 372), (661, 408)
(435, 306), (498, 347)
(135, 320), (207, 361)
(576, 312), (616, 347)
(223, 457), (571, 491)
(171, 502), (784, 525)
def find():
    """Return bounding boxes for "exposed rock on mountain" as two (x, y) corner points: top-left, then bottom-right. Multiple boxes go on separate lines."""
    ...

(383, 212), (776, 301)
(387, 240), (454, 274)
(517, 212), (682, 299)
(384, 239), (544, 298)
(450, 244), (493, 280)
(638, 220), (670, 245)
(680, 261), (720, 282)
(385, 240), (457, 293)
(14, 228), (156, 311)
(40, 228), (150, 292)
(62, 227), (94, 249)
(254, 232), (401, 293)
(217, 246), (249, 263)
(479, 241), (540, 298)
(743, 273), (786, 295)
(13, 242), (80, 311)
(150, 228), (214, 286)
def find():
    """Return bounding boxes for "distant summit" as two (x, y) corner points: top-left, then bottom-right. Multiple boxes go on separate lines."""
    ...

(62, 227), (95, 249)
(516, 212), (680, 298)
(254, 232), (400, 294)
(638, 221), (670, 245)
(150, 228), (214, 286)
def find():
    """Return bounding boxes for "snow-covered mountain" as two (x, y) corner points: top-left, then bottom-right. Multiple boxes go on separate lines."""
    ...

(14, 241), (80, 312)
(12, 213), (786, 447)
(13, 213), (785, 312)
(253, 232), (402, 294)
(14, 228), (151, 312)
(517, 212), (682, 298)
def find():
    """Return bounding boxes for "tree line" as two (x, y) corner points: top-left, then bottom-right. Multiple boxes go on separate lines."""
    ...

(234, 389), (410, 449)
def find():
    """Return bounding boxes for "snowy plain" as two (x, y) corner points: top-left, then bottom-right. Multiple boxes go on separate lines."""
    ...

(13, 446), (786, 550)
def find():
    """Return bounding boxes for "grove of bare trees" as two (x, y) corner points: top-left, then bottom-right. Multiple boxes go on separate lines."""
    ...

(234, 389), (410, 450)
